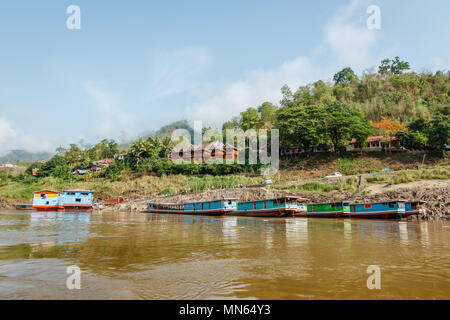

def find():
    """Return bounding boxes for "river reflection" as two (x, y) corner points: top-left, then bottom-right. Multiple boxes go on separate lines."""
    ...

(0, 210), (449, 299)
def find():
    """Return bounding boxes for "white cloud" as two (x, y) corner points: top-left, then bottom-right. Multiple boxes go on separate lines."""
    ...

(0, 117), (52, 155)
(82, 82), (135, 141)
(429, 57), (450, 73)
(147, 46), (211, 100)
(184, 0), (383, 126)
(185, 57), (321, 125)
(323, 0), (378, 73)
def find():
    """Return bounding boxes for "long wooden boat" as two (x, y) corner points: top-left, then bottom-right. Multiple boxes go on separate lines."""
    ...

(15, 204), (33, 210)
(405, 201), (426, 217)
(104, 196), (127, 204)
(344, 201), (406, 219)
(32, 190), (61, 212)
(62, 190), (94, 212)
(294, 202), (350, 218)
(231, 197), (308, 217)
(32, 189), (94, 212)
(146, 198), (238, 216)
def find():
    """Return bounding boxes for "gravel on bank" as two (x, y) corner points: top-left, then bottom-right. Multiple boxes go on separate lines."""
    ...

(103, 185), (449, 220)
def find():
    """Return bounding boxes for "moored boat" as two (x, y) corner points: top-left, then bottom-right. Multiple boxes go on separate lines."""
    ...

(405, 201), (426, 217)
(104, 196), (127, 204)
(31, 189), (94, 212)
(232, 197), (308, 217)
(296, 202), (350, 218)
(345, 201), (406, 219)
(15, 204), (33, 210)
(32, 190), (62, 212)
(61, 190), (94, 212)
(147, 198), (238, 216)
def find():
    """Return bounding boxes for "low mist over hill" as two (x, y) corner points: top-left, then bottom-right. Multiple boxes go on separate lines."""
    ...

(0, 150), (53, 163)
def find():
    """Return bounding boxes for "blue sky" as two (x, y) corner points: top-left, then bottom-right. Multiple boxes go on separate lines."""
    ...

(0, 0), (449, 154)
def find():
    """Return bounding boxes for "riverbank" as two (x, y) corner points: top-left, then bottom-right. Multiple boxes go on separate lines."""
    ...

(1, 157), (448, 219)
(103, 180), (449, 220)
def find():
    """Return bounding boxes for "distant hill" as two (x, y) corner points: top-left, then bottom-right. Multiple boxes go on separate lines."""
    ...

(140, 120), (194, 140)
(117, 120), (195, 150)
(0, 150), (53, 163)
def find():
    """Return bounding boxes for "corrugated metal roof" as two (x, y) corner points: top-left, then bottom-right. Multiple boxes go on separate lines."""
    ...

(34, 190), (61, 194)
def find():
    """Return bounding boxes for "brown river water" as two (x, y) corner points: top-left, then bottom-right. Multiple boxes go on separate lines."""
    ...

(0, 210), (449, 300)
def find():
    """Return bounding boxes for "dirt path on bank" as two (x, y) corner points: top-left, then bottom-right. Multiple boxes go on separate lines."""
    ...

(366, 179), (449, 195)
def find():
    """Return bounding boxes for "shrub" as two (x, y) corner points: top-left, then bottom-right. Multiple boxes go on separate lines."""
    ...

(337, 157), (356, 175)
(366, 176), (386, 183)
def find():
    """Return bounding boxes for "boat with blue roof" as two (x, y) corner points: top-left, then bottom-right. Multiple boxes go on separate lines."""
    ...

(405, 201), (426, 217)
(345, 200), (406, 219)
(296, 202), (350, 218)
(146, 198), (238, 215)
(231, 197), (308, 217)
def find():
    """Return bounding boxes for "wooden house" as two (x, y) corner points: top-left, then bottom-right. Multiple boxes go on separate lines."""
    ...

(346, 136), (400, 152)
(169, 142), (239, 163)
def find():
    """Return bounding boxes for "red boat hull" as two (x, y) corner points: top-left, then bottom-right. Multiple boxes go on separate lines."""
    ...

(62, 205), (93, 212)
(404, 209), (423, 217)
(230, 208), (304, 217)
(294, 211), (345, 218)
(32, 206), (60, 212)
(343, 210), (405, 219)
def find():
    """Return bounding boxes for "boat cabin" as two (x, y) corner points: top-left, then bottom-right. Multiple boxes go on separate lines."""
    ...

(237, 197), (307, 211)
(350, 201), (405, 213)
(62, 190), (93, 211)
(350, 201), (405, 212)
(147, 198), (238, 215)
(183, 198), (237, 211)
(405, 201), (426, 216)
(148, 203), (184, 211)
(307, 202), (350, 214)
(32, 190), (61, 211)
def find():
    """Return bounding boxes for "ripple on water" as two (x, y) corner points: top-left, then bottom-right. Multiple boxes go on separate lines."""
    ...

(0, 211), (449, 299)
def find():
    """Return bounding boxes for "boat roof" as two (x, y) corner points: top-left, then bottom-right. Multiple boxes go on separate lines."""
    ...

(34, 190), (60, 194)
(64, 189), (93, 192)
(184, 198), (239, 204)
(351, 200), (407, 205)
(238, 196), (308, 204)
(310, 201), (350, 205)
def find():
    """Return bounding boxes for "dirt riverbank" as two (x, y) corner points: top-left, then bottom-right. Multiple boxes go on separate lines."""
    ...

(2, 179), (448, 219)
(104, 182), (449, 220)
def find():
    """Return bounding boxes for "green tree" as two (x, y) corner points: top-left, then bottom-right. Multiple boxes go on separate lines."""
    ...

(33, 155), (67, 177)
(427, 115), (450, 151)
(396, 130), (428, 150)
(280, 85), (294, 107)
(311, 81), (336, 105)
(222, 117), (240, 131)
(324, 102), (373, 152)
(407, 117), (431, 133)
(258, 102), (277, 127)
(292, 85), (314, 106)
(378, 56), (410, 75)
(129, 139), (154, 163)
(333, 67), (358, 84)
(275, 105), (328, 149)
(53, 164), (71, 180)
(240, 107), (261, 131)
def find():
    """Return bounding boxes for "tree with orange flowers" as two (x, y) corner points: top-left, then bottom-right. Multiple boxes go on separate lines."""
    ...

(370, 120), (407, 136)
